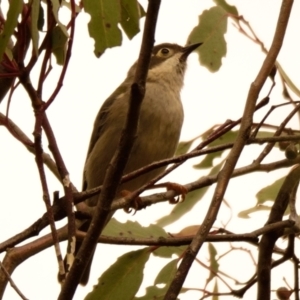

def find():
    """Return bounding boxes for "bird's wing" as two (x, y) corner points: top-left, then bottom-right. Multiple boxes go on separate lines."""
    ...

(82, 79), (131, 191)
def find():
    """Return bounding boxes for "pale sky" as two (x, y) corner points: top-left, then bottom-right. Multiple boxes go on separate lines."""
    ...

(0, 0), (300, 299)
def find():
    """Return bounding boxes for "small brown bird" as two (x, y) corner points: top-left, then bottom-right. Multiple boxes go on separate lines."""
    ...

(65, 42), (201, 285)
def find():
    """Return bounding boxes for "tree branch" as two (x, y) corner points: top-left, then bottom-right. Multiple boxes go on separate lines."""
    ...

(164, 1), (294, 299)
(58, 1), (162, 298)
(257, 165), (300, 299)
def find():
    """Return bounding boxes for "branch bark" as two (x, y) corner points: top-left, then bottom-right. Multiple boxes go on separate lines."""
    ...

(57, 1), (162, 298)
(164, 1), (294, 299)
(257, 165), (300, 300)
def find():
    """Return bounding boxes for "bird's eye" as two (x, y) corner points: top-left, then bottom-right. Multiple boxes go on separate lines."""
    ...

(157, 47), (173, 57)
(161, 48), (170, 55)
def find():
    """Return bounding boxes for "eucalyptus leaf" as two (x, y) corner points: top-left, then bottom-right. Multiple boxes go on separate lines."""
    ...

(176, 137), (198, 156)
(51, 25), (68, 65)
(187, 6), (227, 72)
(104, 219), (168, 238)
(0, 0), (22, 61)
(154, 259), (178, 285)
(30, 0), (40, 56)
(193, 151), (224, 169)
(213, 0), (238, 17)
(156, 161), (224, 227)
(135, 286), (179, 300)
(83, 0), (122, 57)
(212, 280), (219, 300)
(153, 246), (185, 258)
(120, 0), (144, 40)
(238, 177), (289, 218)
(238, 204), (274, 219)
(206, 243), (219, 283)
(276, 61), (300, 98)
(85, 248), (150, 300)
(256, 177), (285, 204)
(50, 0), (69, 36)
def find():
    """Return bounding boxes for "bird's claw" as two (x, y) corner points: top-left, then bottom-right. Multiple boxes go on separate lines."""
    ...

(121, 190), (144, 214)
(165, 182), (187, 204)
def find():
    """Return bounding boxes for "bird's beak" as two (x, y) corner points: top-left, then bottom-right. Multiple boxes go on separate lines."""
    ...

(180, 42), (202, 61)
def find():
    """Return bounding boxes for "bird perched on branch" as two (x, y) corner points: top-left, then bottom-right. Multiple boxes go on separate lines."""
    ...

(63, 42), (202, 285)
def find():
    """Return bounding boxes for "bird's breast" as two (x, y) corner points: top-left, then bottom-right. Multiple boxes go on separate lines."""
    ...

(124, 81), (184, 174)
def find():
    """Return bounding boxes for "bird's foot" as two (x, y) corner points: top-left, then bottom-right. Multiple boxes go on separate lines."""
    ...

(120, 190), (145, 214)
(155, 182), (187, 204)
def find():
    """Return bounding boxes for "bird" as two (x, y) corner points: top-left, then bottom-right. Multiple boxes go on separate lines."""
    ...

(67, 42), (202, 285)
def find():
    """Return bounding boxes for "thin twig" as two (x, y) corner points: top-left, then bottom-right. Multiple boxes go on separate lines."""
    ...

(0, 261), (28, 300)
(57, 1), (162, 298)
(257, 164), (300, 299)
(1, 146), (300, 255)
(0, 113), (61, 180)
(164, 1), (294, 299)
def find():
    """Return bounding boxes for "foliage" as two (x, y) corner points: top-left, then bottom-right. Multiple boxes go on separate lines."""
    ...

(0, 0), (299, 300)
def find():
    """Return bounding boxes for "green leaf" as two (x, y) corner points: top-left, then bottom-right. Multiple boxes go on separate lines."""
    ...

(83, 0), (122, 57)
(276, 61), (300, 98)
(156, 161), (224, 227)
(153, 246), (185, 258)
(187, 6), (227, 72)
(50, 0), (61, 19)
(138, 2), (146, 16)
(193, 130), (278, 169)
(206, 243), (219, 284)
(175, 137), (198, 156)
(135, 286), (179, 300)
(104, 220), (185, 257)
(207, 130), (238, 146)
(212, 279), (219, 300)
(238, 204), (274, 219)
(256, 177), (285, 205)
(177, 130), (244, 168)
(104, 219), (168, 238)
(135, 259), (180, 299)
(62, 0), (82, 13)
(85, 248), (150, 300)
(50, 0), (69, 36)
(154, 259), (178, 285)
(4, 47), (13, 61)
(0, 0), (23, 61)
(238, 176), (291, 218)
(30, 0), (41, 56)
(120, 0), (144, 40)
(193, 130), (238, 169)
(37, 3), (45, 31)
(51, 25), (68, 65)
(193, 151), (224, 169)
(213, 0), (238, 16)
